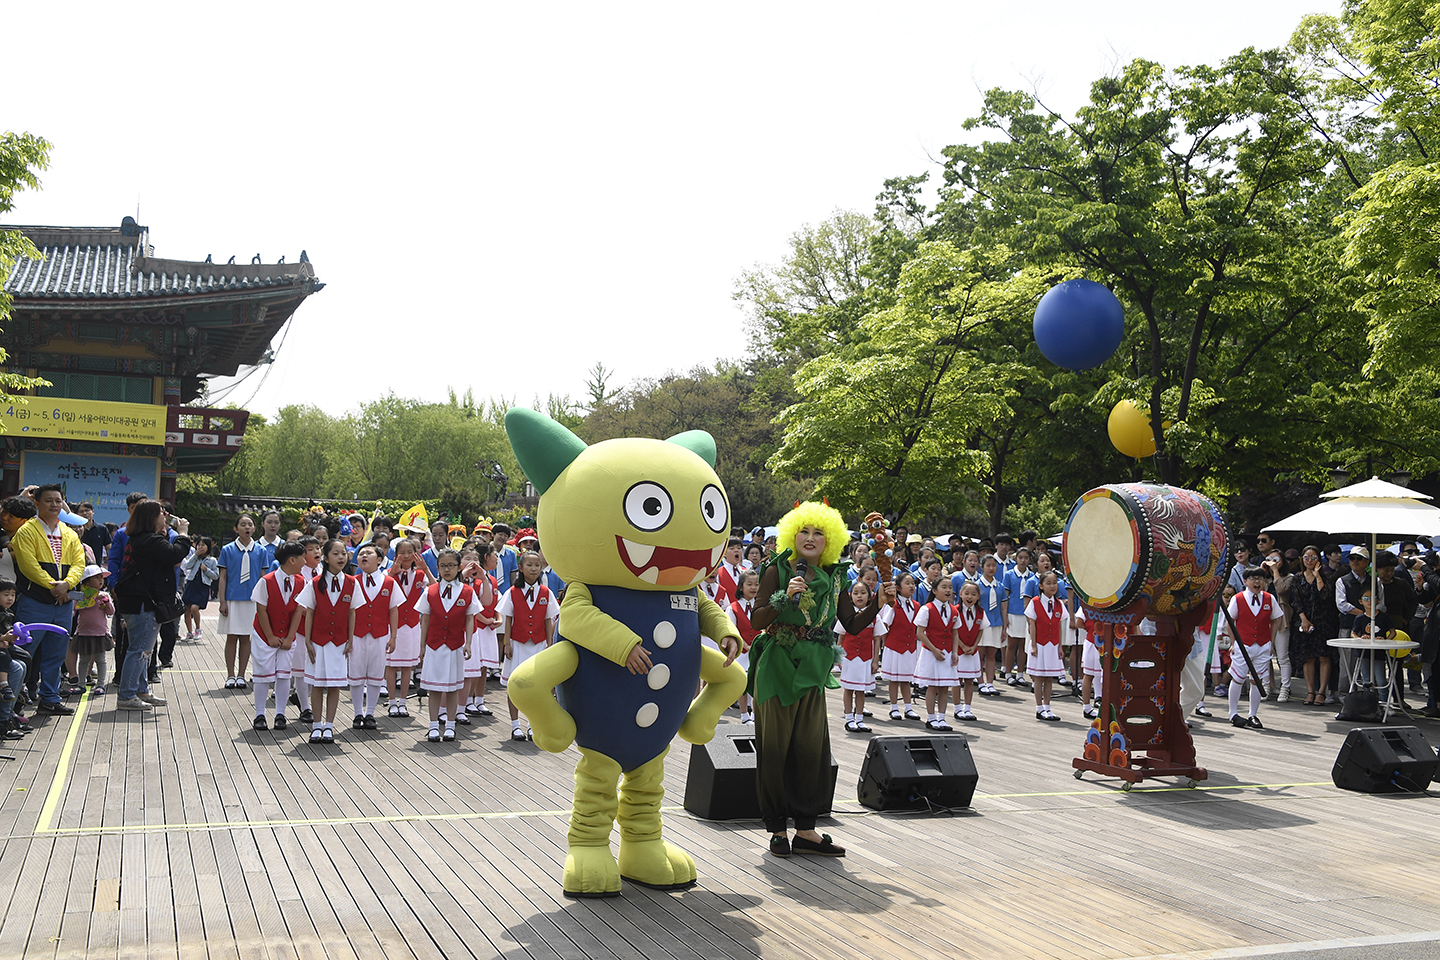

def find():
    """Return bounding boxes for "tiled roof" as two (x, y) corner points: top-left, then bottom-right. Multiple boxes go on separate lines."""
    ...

(2, 224), (317, 301)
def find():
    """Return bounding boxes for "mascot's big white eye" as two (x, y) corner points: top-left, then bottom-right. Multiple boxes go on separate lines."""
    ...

(699, 484), (728, 534)
(624, 481), (673, 532)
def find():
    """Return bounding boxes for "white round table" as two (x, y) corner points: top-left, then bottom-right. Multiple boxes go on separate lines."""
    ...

(1327, 637), (1420, 719)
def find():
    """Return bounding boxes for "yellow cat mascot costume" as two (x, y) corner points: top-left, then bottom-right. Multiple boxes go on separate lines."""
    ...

(503, 408), (747, 898)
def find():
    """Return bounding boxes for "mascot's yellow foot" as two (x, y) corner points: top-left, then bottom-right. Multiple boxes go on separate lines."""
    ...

(618, 839), (697, 891)
(563, 845), (622, 899)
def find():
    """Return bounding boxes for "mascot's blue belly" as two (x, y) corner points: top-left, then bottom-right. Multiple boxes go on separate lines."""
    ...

(556, 584), (701, 773)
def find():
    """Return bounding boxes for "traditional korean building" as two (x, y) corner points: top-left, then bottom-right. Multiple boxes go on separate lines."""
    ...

(0, 217), (322, 523)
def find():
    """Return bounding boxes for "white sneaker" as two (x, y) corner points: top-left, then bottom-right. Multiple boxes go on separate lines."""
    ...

(1276, 685), (1291, 703)
(116, 698), (151, 710)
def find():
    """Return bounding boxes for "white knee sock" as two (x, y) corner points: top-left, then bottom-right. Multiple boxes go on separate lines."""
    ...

(1229, 679), (1242, 717)
(293, 674), (308, 708)
(254, 683), (269, 716)
(350, 683), (366, 713)
(368, 683), (383, 713)
(1249, 679), (1263, 718)
(274, 677), (290, 714)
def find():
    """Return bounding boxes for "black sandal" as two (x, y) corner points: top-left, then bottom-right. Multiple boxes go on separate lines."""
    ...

(791, 834), (845, 857)
(769, 834), (791, 858)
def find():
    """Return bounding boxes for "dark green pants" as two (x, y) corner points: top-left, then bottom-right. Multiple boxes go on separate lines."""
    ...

(754, 686), (832, 833)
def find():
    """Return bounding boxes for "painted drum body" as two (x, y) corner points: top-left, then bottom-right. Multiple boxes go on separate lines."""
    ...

(1062, 483), (1229, 619)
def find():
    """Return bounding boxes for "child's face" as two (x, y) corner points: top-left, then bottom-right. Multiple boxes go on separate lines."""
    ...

(0, 589), (16, 610)
(304, 544), (321, 565)
(725, 543), (742, 564)
(325, 541), (349, 570)
(934, 581), (954, 603)
(899, 576), (915, 598)
(521, 556), (544, 581)
(235, 516), (255, 539)
(964, 554), (978, 573)
(703, 568), (719, 585)
(83, 574), (105, 590)
(1041, 576), (1059, 596)
(982, 558), (997, 577)
(482, 551), (497, 572)
(959, 584), (979, 606)
(357, 548), (381, 574)
(195, 540), (208, 557)
(263, 513), (282, 537)
(740, 575), (759, 600)
(850, 582), (870, 606)
(314, 526), (329, 544)
(437, 556), (461, 581)
(394, 543), (416, 567)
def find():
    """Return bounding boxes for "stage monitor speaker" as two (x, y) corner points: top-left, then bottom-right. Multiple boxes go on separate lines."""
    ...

(858, 735), (978, 811)
(1332, 726), (1438, 793)
(683, 725), (839, 821)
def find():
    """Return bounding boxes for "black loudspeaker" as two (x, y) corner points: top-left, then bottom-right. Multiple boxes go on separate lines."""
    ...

(683, 725), (839, 820)
(1332, 726), (1438, 793)
(857, 736), (978, 811)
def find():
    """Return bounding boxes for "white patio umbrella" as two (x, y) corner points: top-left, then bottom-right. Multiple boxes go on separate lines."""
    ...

(1263, 476), (1440, 641)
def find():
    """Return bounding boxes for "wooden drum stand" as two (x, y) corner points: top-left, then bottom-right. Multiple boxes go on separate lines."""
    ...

(1072, 609), (1209, 789)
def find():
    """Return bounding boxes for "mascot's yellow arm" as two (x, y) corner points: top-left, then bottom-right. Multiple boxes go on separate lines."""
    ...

(508, 642), (579, 753)
(680, 592), (747, 745)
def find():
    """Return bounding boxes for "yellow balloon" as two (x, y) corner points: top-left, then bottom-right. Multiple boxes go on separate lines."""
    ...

(1108, 399), (1157, 458)
(1389, 629), (1411, 657)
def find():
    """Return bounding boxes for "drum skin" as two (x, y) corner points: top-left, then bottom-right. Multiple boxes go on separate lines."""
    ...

(1063, 483), (1229, 619)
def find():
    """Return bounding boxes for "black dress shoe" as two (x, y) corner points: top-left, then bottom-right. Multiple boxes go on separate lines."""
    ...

(1230, 714), (1247, 728)
(1245, 716), (1264, 729)
(792, 834), (846, 857)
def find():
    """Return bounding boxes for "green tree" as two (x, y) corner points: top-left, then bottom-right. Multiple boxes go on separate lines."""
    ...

(767, 241), (1051, 526)
(943, 50), (1375, 493)
(0, 131), (53, 414)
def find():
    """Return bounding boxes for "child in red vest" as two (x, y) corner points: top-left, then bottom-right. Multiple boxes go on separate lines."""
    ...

(416, 548), (478, 742)
(466, 542), (501, 718)
(952, 581), (984, 722)
(715, 537), (744, 608)
(298, 540), (357, 743)
(726, 568), (760, 723)
(881, 572), (922, 721)
(913, 578), (959, 730)
(1226, 567), (1281, 729)
(498, 550), (555, 741)
(837, 580), (885, 732)
(384, 538), (430, 717)
(248, 542), (306, 731)
(1026, 571), (1069, 722)
(349, 544), (401, 730)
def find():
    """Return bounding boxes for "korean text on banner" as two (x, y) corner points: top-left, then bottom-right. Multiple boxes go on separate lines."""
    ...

(1, 398), (167, 445)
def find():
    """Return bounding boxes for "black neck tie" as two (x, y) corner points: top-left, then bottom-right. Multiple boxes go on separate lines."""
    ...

(366, 575), (375, 587)
(332, 575), (340, 592)
(443, 584), (452, 599)
(284, 576), (291, 592)
(527, 587), (535, 603)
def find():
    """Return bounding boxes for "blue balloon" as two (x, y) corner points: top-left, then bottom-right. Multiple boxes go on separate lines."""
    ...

(1032, 279), (1125, 370)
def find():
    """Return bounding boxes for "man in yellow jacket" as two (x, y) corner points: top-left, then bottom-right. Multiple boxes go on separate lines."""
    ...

(12, 484), (85, 715)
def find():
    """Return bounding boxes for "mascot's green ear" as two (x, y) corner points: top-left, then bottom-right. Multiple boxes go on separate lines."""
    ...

(505, 407), (587, 496)
(666, 430), (717, 468)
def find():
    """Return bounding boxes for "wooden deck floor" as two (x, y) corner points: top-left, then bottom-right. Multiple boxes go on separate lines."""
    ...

(2, 619), (1438, 960)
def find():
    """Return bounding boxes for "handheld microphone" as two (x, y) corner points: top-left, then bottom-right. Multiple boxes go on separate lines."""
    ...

(795, 560), (809, 577)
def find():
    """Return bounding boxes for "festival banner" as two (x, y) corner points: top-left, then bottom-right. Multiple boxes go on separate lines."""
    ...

(1, 397), (167, 445)
(21, 451), (161, 526)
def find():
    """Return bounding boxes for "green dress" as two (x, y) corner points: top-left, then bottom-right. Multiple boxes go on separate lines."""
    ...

(746, 551), (844, 707)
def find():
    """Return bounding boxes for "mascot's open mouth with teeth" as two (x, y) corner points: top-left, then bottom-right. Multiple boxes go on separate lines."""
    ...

(616, 537), (721, 587)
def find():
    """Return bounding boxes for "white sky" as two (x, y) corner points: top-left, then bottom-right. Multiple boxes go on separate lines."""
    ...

(3, 1), (1337, 419)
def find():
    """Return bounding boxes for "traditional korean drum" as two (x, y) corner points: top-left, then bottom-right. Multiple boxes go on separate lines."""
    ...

(1062, 483), (1229, 618)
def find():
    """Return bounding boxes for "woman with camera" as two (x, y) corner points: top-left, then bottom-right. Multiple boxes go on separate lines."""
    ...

(113, 500), (190, 711)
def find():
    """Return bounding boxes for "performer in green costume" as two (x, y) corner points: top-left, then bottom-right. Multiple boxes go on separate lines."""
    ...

(748, 501), (890, 858)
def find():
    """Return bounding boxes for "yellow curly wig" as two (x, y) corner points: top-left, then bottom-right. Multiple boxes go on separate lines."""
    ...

(776, 501), (847, 568)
